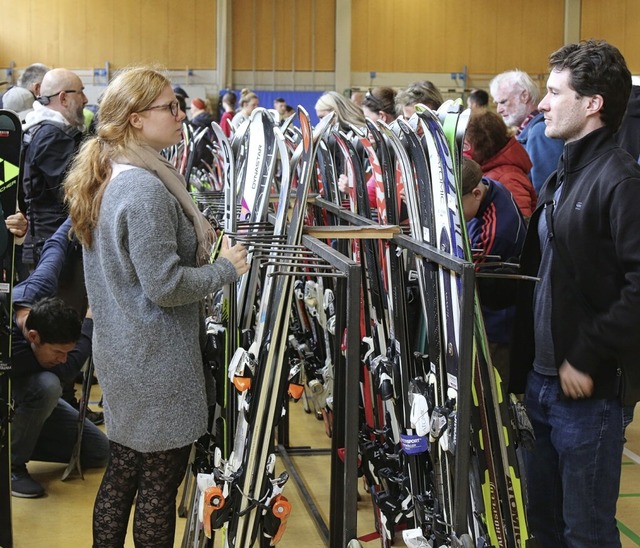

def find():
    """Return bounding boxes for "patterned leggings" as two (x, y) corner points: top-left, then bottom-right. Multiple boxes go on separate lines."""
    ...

(93, 440), (191, 548)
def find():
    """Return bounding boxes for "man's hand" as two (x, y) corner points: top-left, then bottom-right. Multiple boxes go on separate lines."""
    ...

(217, 235), (250, 277)
(559, 359), (594, 399)
(6, 211), (28, 238)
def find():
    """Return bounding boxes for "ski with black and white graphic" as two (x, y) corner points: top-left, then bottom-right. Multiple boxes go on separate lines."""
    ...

(0, 109), (22, 548)
(235, 108), (279, 331)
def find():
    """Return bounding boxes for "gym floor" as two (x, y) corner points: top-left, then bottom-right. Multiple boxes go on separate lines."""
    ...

(10, 384), (640, 547)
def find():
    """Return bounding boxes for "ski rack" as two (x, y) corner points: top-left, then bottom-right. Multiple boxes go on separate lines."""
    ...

(309, 195), (477, 541)
(271, 220), (362, 547)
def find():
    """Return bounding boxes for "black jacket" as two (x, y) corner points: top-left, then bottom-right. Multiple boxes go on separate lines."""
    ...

(11, 218), (92, 381)
(615, 85), (640, 161)
(511, 127), (640, 404)
(22, 121), (83, 263)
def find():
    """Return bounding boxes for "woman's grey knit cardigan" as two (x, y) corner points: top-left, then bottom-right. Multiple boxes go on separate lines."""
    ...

(83, 166), (237, 452)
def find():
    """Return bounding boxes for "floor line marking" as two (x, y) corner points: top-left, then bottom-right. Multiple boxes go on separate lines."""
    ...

(623, 447), (640, 465)
(617, 519), (640, 545)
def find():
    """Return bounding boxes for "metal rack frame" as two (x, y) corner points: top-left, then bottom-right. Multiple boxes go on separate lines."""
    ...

(276, 232), (361, 547)
(311, 196), (477, 539)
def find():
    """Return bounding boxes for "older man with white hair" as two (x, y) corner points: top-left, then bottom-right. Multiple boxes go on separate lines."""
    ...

(490, 70), (564, 193)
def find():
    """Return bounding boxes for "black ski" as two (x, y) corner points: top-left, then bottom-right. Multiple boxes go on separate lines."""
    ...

(0, 109), (22, 548)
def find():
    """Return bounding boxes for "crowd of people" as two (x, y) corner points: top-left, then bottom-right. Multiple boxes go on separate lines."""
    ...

(2, 38), (640, 546)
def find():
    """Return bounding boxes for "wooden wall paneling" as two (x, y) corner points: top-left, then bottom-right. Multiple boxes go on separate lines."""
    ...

(167, 1), (191, 69)
(0, 0), (29, 66)
(380, 0), (402, 73)
(405, 0), (449, 73)
(254, 0), (276, 70)
(86, 0), (116, 71)
(111, 0), (142, 70)
(486, 0), (561, 75)
(350, 0), (369, 73)
(58, 0), (86, 69)
(188, 0), (217, 69)
(30, 0), (61, 67)
(622, 1), (640, 71)
(313, 0), (335, 71)
(518, 1), (564, 75)
(467, 0), (499, 74)
(164, 0), (216, 70)
(581, 0), (617, 42)
(582, 0), (640, 73)
(136, 0), (169, 67)
(293, 0), (313, 71)
(442, 0), (472, 76)
(351, 0), (564, 77)
(492, 0), (526, 73)
(274, 0), (294, 71)
(232, 0), (254, 70)
(171, 0), (198, 69)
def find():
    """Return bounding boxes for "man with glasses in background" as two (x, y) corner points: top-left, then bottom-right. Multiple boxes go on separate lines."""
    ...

(22, 68), (87, 270)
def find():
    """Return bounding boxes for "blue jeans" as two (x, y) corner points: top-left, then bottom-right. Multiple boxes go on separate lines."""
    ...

(523, 370), (631, 548)
(11, 370), (109, 468)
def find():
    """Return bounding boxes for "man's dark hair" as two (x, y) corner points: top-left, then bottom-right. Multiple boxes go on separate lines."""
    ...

(548, 39), (632, 132)
(24, 297), (82, 345)
(468, 88), (489, 107)
(363, 86), (397, 117)
(274, 97), (286, 103)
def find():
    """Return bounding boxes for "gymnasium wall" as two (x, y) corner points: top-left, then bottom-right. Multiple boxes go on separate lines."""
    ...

(0, 0), (217, 71)
(1, 0), (640, 91)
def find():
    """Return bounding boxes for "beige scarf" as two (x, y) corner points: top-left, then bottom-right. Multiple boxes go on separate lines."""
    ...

(116, 142), (215, 266)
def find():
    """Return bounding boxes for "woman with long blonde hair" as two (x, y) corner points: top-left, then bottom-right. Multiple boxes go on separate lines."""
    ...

(64, 66), (249, 547)
(314, 90), (366, 130)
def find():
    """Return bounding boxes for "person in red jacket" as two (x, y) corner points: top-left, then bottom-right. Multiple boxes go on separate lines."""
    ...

(464, 109), (537, 219)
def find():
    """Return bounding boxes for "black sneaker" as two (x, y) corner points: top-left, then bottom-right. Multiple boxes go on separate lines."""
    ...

(11, 465), (45, 498)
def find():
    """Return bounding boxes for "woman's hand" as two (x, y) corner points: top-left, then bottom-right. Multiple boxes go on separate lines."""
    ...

(218, 235), (250, 276)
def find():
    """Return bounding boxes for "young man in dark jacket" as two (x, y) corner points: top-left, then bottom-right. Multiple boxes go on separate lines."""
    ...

(510, 40), (640, 546)
(10, 219), (108, 498)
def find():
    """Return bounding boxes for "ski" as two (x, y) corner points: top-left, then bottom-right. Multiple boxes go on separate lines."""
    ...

(0, 109), (22, 548)
(441, 106), (531, 547)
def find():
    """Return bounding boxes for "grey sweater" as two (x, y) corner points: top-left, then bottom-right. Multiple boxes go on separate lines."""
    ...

(84, 166), (237, 452)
